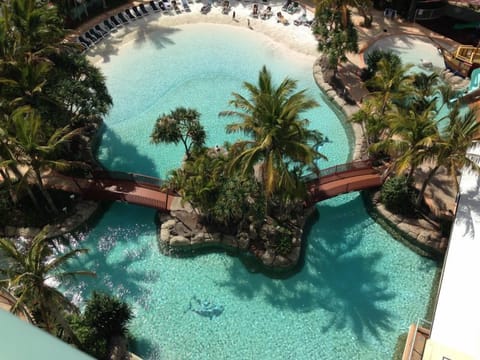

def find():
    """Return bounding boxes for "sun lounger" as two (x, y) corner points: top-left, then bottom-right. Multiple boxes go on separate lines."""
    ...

(181, 0), (191, 12)
(162, 0), (172, 11)
(139, 3), (150, 15)
(117, 12), (130, 24)
(287, 1), (299, 14)
(150, 0), (160, 12)
(110, 15), (122, 27)
(84, 32), (96, 44)
(94, 24), (109, 37)
(124, 8), (136, 20)
(103, 19), (116, 32)
(200, 3), (211, 13)
(132, 6), (143, 17)
(282, 0), (291, 10)
(78, 35), (92, 48)
(261, 6), (272, 19)
(87, 29), (103, 42)
(90, 25), (107, 39)
(293, 13), (306, 26)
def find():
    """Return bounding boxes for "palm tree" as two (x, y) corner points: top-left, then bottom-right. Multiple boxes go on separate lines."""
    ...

(412, 72), (439, 100)
(0, 121), (43, 209)
(366, 58), (414, 116)
(44, 53), (112, 128)
(219, 66), (326, 205)
(372, 102), (439, 180)
(8, 0), (65, 54)
(0, 54), (54, 111)
(350, 98), (387, 148)
(151, 107), (206, 160)
(10, 106), (82, 214)
(316, 0), (373, 28)
(416, 107), (480, 207)
(0, 226), (95, 343)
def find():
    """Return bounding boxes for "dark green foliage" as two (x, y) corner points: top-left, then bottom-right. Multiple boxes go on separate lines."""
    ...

(69, 313), (108, 360)
(70, 292), (134, 360)
(363, 50), (401, 81)
(169, 146), (265, 227)
(314, 8), (358, 73)
(151, 107), (206, 159)
(380, 176), (416, 216)
(274, 234), (293, 256)
(44, 52), (113, 129)
(83, 292), (133, 338)
(439, 218), (453, 237)
(211, 176), (265, 228)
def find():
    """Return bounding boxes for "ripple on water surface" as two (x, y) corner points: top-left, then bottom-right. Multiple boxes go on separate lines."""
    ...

(65, 24), (441, 359)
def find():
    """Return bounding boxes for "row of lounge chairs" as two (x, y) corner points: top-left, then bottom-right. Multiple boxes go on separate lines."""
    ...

(77, 1), (192, 50)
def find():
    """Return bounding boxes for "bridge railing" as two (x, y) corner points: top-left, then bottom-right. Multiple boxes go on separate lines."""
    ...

(306, 174), (383, 205)
(92, 170), (165, 188)
(82, 188), (169, 210)
(302, 160), (373, 182)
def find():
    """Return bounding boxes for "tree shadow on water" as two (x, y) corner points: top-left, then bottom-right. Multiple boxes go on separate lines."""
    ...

(95, 125), (158, 176)
(218, 194), (396, 341)
(60, 204), (160, 312)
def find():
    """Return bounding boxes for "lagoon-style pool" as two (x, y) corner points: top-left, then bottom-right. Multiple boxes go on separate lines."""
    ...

(64, 23), (438, 359)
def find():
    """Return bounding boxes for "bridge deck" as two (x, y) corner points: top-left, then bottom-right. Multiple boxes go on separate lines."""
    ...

(44, 160), (383, 211)
(44, 174), (176, 211)
(305, 163), (384, 205)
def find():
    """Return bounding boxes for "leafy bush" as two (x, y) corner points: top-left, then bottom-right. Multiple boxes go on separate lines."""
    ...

(380, 176), (416, 216)
(70, 292), (134, 360)
(275, 236), (293, 255)
(362, 50), (401, 81)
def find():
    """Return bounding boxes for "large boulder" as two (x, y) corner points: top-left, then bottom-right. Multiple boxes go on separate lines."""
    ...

(169, 235), (190, 246)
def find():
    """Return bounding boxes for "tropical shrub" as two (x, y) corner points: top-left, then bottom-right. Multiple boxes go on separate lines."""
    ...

(274, 234), (293, 256)
(70, 292), (134, 360)
(363, 50), (401, 81)
(169, 146), (265, 228)
(314, 8), (358, 75)
(380, 176), (416, 216)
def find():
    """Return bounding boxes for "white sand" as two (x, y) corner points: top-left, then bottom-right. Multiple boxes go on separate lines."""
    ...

(86, 1), (320, 63)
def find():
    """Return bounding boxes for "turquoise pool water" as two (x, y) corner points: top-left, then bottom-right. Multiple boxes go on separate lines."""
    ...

(64, 24), (438, 359)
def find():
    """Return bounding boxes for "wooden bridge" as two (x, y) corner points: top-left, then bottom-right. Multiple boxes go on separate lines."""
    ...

(46, 160), (383, 211)
(304, 160), (384, 207)
(45, 170), (177, 212)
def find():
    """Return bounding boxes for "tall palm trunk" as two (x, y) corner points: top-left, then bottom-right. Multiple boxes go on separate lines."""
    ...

(33, 167), (58, 214)
(0, 168), (17, 204)
(9, 164), (42, 210)
(416, 165), (440, 208)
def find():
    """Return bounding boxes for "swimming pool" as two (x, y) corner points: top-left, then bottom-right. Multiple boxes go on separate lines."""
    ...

(64, 23), (438, 359)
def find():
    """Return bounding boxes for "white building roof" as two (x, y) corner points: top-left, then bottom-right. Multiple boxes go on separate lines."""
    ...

(423, 141), (480, 360)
